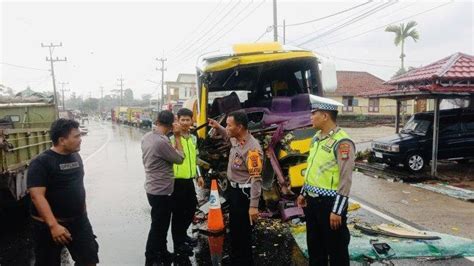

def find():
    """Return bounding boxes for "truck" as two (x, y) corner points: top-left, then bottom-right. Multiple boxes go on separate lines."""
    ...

(0, 102), (56, 221)
(126, 107), (144, 126)
(113, 106), (129, 124)
(192, 42), (337, 206)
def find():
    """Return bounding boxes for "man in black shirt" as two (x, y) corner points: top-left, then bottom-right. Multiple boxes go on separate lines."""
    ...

(27, 118), (99, 266)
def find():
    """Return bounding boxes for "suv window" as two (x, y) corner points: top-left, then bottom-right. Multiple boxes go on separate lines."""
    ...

(461, 113), (474, 131)
(439, 115), (460, 135)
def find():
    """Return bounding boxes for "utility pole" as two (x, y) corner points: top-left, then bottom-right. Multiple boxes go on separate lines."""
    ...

(156, 57), (167, 111)
(283, 19), (286, 44)
(41, 42), (67, 115)
(116, 76), (124, 106)
(58, 82), (69, 111)
(273, 0), (278, 42)
(99, 86), (104, 113)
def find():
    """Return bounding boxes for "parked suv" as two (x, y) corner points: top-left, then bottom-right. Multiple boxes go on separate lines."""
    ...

(371, 108), (474, 173)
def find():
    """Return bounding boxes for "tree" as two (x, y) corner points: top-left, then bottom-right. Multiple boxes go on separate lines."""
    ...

(392, 66), (416, 79)
(142, 93), (152, 103)
(385, 21), (420, 71)
(82, 98), (99, 113)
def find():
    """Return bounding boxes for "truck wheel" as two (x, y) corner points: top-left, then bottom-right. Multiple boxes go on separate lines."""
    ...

(405, 153), (425, 173)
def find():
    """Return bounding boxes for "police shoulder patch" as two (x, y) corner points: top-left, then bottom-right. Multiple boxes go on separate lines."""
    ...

(247, 149), (263, 178)
(338, 143), (351, 160)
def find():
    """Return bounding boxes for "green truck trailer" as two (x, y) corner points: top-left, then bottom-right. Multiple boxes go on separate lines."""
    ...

(0, 102), (56, 220)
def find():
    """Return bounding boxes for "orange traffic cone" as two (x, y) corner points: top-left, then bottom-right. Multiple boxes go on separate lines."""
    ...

(207, 179), (224, 233)
(208, 234), (224, 265)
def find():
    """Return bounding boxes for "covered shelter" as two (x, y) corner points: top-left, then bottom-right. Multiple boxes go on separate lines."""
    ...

(364, 52), (474, 176)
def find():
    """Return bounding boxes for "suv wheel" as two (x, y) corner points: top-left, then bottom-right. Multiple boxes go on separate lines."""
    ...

(405, 153), (425, 173)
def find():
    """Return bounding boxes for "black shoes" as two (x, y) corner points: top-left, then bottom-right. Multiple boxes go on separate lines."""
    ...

(145, 250), (173, 266)
(184, 235), (198, 247)
(175, 243), (194, 257)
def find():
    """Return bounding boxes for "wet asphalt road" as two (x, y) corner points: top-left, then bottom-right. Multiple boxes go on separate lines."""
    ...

(1, 120), (473, 265)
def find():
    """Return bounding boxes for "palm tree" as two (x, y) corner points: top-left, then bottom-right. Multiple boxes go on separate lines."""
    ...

(385, 21), (420, 71)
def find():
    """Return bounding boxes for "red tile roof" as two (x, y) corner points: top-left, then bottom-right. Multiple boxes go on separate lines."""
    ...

(363, 84), (474, 98)
(387, 52), (474, 84)
(329, 71), (395, 97)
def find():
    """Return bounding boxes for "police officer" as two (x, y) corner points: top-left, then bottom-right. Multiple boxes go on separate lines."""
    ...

(170, 108), (203, 257)
(208, 111), (263, 266)
(297, 95), (355, 266)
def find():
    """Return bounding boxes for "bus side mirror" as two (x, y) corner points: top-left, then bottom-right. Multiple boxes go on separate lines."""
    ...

(318, 56), (337, 93)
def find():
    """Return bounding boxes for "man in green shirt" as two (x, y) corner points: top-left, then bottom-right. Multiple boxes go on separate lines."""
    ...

(170, 108), (204, 257)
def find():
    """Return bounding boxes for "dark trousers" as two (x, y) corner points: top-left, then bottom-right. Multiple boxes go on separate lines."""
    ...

(228, 186), (253, 266)
(171, 179), (197, 247)
(32, 214), (99, 266)
(145, 193), (172, 260)
(303, 196), (350, 266)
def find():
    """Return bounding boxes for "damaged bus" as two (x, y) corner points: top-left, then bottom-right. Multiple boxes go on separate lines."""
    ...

(194, 42), (337, 207)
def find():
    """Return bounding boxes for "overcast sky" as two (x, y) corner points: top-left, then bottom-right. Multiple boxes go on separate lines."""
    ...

(1, 0), (472, 100)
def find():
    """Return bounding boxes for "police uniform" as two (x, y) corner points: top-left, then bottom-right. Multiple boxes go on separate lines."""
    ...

(215, 125), (263, 265)
(302, 95), (355, 266)
(170, 134), (200, 252)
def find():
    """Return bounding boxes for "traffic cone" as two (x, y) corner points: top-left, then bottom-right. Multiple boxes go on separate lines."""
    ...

(207, 179), (224, 233)
(208, 234), (224, 266)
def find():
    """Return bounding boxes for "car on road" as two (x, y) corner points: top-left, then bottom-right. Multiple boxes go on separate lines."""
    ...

(371, 108), (474, 173)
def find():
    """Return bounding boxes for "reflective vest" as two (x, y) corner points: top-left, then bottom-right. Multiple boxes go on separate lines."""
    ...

(171, 135), (198, 179)
(304, 129), (352, 192)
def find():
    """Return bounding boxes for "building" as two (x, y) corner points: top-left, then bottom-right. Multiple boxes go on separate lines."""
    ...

(164, 73), (197, 106)
(326, 71), (415, 116)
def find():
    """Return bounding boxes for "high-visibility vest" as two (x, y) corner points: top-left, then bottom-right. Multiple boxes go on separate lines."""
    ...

(170, 135), (198, 179)
(304, 129), (352, 191)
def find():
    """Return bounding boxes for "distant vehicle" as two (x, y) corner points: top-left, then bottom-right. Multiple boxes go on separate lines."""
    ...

(79, 125), (88, 135)
(371, 108), (474, 173)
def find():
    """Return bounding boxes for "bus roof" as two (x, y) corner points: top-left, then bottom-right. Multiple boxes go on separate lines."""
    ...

(197, 42), (318, 72)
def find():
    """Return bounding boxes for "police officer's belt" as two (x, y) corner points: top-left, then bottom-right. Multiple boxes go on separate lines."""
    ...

(230, 181), (252, 189)
(303, 184), (337, 198)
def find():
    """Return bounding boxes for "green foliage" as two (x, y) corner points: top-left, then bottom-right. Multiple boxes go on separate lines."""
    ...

(385, 20), (420, 70)
(355, 115), (367, 121)
(355, 149), (372, 161)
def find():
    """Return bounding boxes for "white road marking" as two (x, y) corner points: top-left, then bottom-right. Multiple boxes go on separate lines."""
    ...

(84, 123), (112, 163)
(466, 257), (474, 262)
(350, 198), (420, 232)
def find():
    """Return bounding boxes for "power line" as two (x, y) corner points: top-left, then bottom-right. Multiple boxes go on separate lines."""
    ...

(298, 1), (397, 47)
(319, 1), (418, 44)
(171, 0), (265, 68)
(309, 1), (397, 41)
(312, 1), (452, 49)
(172, 0), (245, 63)
(288, 1), (380, 44)
(284, 1), (372, 27)
(254, 26), (273, 42)
(0, 62), (49, 71)
(334, 56), (399, 68)
(168, 0), (225, 56)
(174, 0), (266, 68)
(171, 0), (242, 61)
